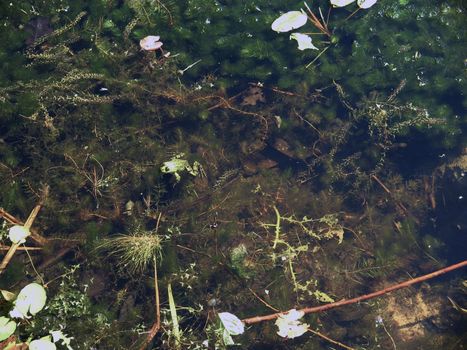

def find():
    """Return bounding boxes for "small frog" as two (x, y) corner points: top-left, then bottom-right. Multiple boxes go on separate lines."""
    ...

(160, 153), (202, 182)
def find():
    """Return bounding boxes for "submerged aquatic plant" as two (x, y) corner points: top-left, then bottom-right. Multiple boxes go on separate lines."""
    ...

(98, 225), (162, 274)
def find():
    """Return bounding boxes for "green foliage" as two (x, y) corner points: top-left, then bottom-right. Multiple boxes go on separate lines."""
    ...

(98, 225), (162, 274)
(229, 244), (254, 279)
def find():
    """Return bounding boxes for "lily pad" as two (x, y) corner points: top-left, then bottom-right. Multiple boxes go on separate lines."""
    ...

(357, 0), (378, 8)
(8, 225), (30, 244)
(0, 316), (16, 342)
(1, 289), (16, 302)
(29, 337), (56, 350)
(290, 33), (318, 51)
(275, 309), (309, 339)
(218, 312), (245, 336)
(271, 11), (308, 33)
(9, 283), (47, 319)
(330, 0), (356, 7)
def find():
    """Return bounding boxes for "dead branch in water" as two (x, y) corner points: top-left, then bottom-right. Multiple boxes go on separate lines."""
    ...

(242, 260), (467, 325)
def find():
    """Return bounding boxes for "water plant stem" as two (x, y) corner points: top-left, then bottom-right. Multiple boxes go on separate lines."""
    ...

(272, 205), (281, 249)
(242, 259), (467, 324)
(308, 327), (355, 350)
(139, 256), (161, 350)
(306, 46), (330, 68)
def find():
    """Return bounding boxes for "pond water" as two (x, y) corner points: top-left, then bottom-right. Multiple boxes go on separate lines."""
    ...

(0, 0), (466, 349)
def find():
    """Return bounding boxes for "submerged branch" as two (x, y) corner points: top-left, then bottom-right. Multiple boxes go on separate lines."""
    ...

(242, 260), (467, 324)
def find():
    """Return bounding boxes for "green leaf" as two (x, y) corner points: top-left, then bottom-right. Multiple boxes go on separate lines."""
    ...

(330, 0), (356, 7)
(357, 0), (378, 9)
(167, 283), (181, 346)
(29, 337), (56, 350)
(1, 289), (16, 302)
(9, 283), (47, 318)
(8, 225), (30, 244)
(275, 309), (309, 339)
(218, 312), (245, 336)
(313, 290), (335, 303)
(0, 317), (16, 341)
(289, 33), (318, 51)
(271, 11), (308, 33)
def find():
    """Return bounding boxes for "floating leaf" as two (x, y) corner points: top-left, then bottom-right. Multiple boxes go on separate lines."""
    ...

(357, 0), (378, 8)
(0, 317), (16, 342)
(139, 35), (163, 51)
(330, 0), (356, 7)
(218, 312), (245, 336)
(290, 33), (318, 51)
(1, 289), (16, 302)
(9, 283), (47, 319)
(8, 225), (30, 244)
(271, 11), (308, 33)
(50, 330), (74, 350)
(29, 337), (56, 350)
(275, 309), (309, 339)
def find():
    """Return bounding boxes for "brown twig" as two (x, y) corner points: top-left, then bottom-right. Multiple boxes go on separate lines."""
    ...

(304, 2), (331, 37)
(242, 260), (467, 324)
(0, 203), (44, 275)
(0, 245), (42, 251)
(370, 174), (419, 224)
(0, 208), (48, 246)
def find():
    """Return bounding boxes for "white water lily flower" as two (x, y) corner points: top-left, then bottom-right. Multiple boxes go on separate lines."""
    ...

(290, 33), (318, 51)
(218, 312), (245, 335)
(330, 0), (356, 7)
(8, 225), (30, 244)
(271, 11), (308, 32)
(275, 309), (309, 339)
(357, 0), (378, 9)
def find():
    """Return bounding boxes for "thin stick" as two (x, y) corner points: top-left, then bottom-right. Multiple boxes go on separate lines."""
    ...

(370, 174), (416, 223)
(308, 328), (355, 350)
(0, 245), (42, 251)
(345, 8), (360, 21)
(139, 257), (161, 350)
(0, 242), (21, 274)
(0, 208), (48, 245)
(0, 208), (21, 225)
(242, 260), (467, 324)
(0, 203), (44, 275)
(24, 243), (45, 285)
(306, 46), (330, 68)
(24, 204), (41, 229)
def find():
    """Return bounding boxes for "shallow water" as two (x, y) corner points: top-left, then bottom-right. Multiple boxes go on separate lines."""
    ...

(0, 0), (465, 349)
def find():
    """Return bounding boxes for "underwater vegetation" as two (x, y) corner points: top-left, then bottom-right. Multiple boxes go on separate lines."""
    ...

(0, 0), (466, 349)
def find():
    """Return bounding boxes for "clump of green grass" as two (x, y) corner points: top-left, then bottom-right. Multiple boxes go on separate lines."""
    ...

(98, 225), (162, 274)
